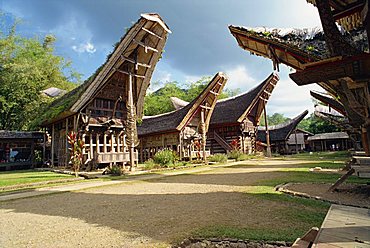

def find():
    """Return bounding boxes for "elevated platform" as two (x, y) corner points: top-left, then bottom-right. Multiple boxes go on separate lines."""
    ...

(313, 204), (370, 247)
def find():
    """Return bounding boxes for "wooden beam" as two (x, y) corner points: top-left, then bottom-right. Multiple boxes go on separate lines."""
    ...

(142, 27), (163, 40)
(115, 68), (146, 79)
(259, 96), (269, 102)
(200, 105), (212, 110)
(210, 90), (219, 95)
(263, 90), (272, 96)
(121, 55), (151, 68)
(133, 39), (158, 53)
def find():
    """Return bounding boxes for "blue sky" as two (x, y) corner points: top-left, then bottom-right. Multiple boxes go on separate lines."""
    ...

(1, 0), (324, 118)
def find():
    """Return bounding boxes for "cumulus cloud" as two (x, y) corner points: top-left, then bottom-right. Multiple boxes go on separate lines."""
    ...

(266, 78), (323, 118)
(72, 42), (96, 53)
(224, 65), (255, 89)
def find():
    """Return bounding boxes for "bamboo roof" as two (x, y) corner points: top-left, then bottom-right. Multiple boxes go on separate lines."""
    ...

(138, 72), (228, 136)
(37, 13), (171, 127)
(257, 110), (309, 142)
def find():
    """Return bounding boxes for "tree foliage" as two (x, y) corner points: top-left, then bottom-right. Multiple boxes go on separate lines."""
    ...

(297, 114), (339, 134)
(0, 14), (78, 130)
(259, 112), (290, 126)
(259, 112), (339, 134)
(144, 77), (241, 116)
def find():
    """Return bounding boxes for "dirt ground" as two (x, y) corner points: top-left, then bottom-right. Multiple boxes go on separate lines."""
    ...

(0, 159), (366, 248)
(283, 183), (370, 208)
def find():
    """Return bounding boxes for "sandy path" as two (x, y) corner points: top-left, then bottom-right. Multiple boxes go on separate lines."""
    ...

(0, 160), (318, 248)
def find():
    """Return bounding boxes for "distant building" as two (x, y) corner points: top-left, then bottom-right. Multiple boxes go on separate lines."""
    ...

(138, 73), (228, 162)
(170, 73), (279, 155)
(257, 110), (309, 154)
(307, 132), (352, 152)
(0, 131), (44, 170)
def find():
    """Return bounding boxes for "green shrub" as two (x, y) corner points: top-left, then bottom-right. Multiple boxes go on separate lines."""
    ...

(208, 153), (228, 163)
(227, 150), (255, 161)
(153, 149), (178, 166)
(106, 165), (123, 176)
(143, 159), (161, 170)
(227, 150), (243, 160)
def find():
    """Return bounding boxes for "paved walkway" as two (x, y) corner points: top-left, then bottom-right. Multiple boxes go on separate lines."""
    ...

(0, 162), (241, 202)
(313, 204), (370, 247)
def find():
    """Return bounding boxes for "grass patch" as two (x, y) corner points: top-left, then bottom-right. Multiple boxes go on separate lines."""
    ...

(248, 186), (329, 209)
(0, 170), (74, 187)
(287, 151), (350, 161)
(255, 170), (367, 187)
(193, 225), (312, 242)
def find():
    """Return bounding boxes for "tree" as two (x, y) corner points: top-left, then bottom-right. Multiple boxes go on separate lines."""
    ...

(259, 112), (290, 126)
(298, 113), (339, 134)
(144, 77), (241, 116)
(0, 14), (78, 130)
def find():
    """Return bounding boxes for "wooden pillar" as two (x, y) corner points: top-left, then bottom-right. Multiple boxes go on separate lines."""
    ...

(263, 106), (271, 157)
(321, 140), (324, 151)
(96, 134), (100, 153)
(128, 73), (135, 171)
(111, 133), (115, 153)
(200, 108), (207, 163)
(294, 129), (298, 154)
(51, 123), (55, 167)
(82, 133), (86, 155)
(103, 133), (107, 153)
(90, 133), (93, 159)
(179, 131), (183, 160)
(117, 133), (120, 153)
(65, 118), (69, 166)
(30, 140), (35, 168)
(361, 127), (370, 155)
(42, 130), (46, 165)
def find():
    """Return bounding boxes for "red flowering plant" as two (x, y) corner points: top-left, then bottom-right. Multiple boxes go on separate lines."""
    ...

(230, 139), (239, 151)
(67, 131), (85, 177)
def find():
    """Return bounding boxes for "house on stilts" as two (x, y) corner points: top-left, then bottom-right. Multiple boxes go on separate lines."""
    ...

(171, 73), (279, 155)
(138, 72), (228, 162)
(36, 13), (171, 169)
(257, 110), (310, 154)
(229, 0), (370, 155)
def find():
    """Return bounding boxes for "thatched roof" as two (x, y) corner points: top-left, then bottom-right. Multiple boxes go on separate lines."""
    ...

(211, 73), (279, 125)
(307, 132), (349, 141)
(310, 91), (346, 116)
(257, 110), (309, 143)
(169, 73), (279, 126)
(37, 13), (171, 127)
(0, 130), (44, 140)
(138, 72), (228, 136)
(229, 25), (368, 71)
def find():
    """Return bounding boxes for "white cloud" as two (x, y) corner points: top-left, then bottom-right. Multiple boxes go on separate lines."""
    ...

(266, 78), (323, 118)
(224, 65), (255, 89)
(184, 75), (202, 84)
(72, 42), (96, 53)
